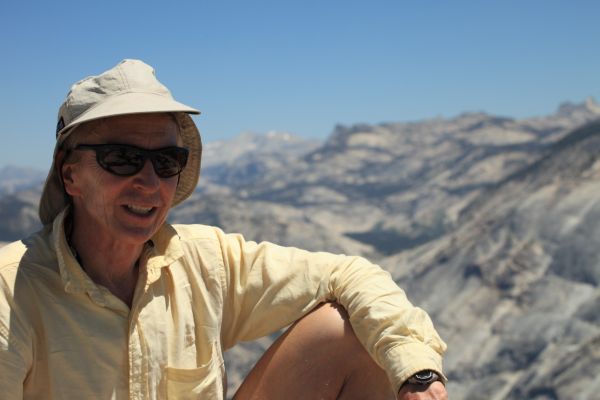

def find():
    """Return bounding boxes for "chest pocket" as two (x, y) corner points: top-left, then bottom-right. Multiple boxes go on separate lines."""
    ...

(166, 341), (225, 399)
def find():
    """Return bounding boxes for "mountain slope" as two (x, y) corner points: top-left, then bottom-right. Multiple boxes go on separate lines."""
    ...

(172, 99), (600, 261)
(0, 166), (45, 195)
(387, 120), (600, 399)
(0, 188), (41, 242)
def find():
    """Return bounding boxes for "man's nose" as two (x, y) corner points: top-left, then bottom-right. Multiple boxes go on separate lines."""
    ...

(132, 159), (160, 191)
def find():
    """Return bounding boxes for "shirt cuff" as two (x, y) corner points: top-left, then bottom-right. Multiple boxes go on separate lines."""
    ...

(382, 342), (447, 393)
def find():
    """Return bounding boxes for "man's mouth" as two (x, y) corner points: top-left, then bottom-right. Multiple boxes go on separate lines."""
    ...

(125, 204), (155, 215)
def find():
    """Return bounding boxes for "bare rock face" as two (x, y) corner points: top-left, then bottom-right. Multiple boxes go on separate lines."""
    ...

(0, 166), (45, 196)
(0, 188), (41, 242)
(182, 98), (600, 261)
(386, 121), (600, 399)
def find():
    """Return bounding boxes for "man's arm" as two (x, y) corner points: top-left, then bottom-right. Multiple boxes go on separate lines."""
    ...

(213, 227), (447, 392)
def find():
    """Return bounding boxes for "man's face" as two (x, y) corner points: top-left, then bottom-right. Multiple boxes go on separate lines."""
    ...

(63, 113), (181, 246)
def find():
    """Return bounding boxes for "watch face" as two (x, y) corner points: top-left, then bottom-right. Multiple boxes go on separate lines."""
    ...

(407, 370), (439, 386)
(415, 370), (434, 380)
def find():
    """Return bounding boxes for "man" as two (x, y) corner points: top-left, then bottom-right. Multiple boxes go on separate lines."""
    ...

(0, 59), (448, 399)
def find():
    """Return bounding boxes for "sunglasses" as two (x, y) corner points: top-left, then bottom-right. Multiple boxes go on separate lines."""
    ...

(75, 143), (189, 178)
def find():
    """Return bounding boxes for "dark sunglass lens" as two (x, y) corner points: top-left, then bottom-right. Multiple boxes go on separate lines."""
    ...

(152, 148), (188, 178)
(98, 147), (145, 176)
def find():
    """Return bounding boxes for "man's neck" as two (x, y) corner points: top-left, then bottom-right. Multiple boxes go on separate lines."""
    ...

(68, 217), (144, 307)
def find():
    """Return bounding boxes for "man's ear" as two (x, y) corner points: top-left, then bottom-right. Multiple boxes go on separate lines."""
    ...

(58, 150), (81, 197)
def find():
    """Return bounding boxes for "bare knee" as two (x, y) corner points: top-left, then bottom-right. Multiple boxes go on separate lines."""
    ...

(289, 302), (377, 374)
(295, 303), (395, 399)
(297, 302), (350, 337)
(234, 302), (394, 400)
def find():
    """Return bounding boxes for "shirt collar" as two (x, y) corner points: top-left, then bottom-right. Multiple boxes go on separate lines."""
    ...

(53, 207), (95, 294)
(52, 207), (184, 293)
(145, 223), (184, 284)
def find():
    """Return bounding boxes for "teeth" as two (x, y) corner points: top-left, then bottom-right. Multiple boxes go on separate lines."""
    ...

(127, 205), (153, 215)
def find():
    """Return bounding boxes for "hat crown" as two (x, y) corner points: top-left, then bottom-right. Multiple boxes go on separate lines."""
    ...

(57, 59), (173, 136)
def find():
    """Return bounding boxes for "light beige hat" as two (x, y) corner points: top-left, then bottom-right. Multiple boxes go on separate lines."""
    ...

(39, 59), (202, 225)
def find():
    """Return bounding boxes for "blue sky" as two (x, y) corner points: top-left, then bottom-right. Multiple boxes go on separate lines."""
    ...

(1, 1), (599, 169)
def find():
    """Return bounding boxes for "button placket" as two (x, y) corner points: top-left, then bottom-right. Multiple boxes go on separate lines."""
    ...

(128, 325), (140, 399)
(128, 265), (151, 399)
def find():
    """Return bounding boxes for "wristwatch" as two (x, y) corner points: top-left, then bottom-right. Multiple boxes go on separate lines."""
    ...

(405, 370), (441, 386)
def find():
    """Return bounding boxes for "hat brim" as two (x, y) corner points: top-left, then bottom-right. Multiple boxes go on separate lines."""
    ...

(57, 91), (199, 138)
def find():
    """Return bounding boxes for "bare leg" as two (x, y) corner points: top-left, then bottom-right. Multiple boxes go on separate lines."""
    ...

(233, 302), (396, 400)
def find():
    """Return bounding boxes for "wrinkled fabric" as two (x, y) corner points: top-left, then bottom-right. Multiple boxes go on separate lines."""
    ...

(0, 209), (446, 399)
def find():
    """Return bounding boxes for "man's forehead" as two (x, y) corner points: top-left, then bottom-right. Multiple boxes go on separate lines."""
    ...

(87, 113), (180, 144)
(99, 113), (178, 129)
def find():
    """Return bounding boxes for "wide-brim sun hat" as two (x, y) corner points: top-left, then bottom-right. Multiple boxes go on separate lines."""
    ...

(39, 59), (202, 225)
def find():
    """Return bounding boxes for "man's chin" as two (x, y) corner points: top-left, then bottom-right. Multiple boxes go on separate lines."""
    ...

(117, 224), (161, 245)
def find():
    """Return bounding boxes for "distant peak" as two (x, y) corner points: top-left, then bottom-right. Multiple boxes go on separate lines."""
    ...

(265, 130), (292, 140)
(585, 96), (600, 111)
(234, 130), (309, 143)
(557, 97), (600, 116)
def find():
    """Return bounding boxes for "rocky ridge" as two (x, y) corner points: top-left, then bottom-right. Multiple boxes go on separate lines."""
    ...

(173, 98), (600, 260)
(386, 120), (600, 399)
(0, 166), (45, 195)
(0, 187), (41, 242)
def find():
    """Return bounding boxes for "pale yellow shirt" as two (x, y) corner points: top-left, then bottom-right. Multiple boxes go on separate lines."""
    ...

(0, 208), (446, 399)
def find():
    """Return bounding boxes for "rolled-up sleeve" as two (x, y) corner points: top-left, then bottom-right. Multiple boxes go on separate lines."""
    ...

(215, 228), (447, 391)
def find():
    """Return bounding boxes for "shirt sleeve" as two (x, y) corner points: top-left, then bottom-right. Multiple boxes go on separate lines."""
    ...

(215, 228), (447, 391)
(0, 270), (32, 400)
